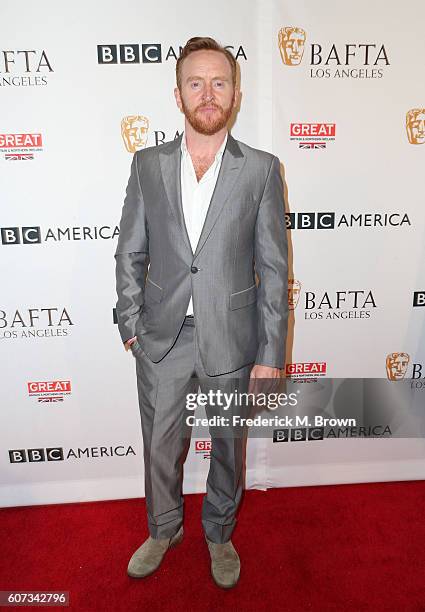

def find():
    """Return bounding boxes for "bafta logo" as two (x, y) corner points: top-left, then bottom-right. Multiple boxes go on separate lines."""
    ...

(278, 27), (306, 66)
(406, 108), (425, 145)
(288, 279), (301, 310)
(386, 352), (410, 380)
(121, 115), (149, 153)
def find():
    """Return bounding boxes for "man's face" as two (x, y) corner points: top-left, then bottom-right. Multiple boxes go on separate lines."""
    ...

(279, 28), (306, 66)
(174, 50), (239, 136)
(121, 116), (149, 153)
(128, 118), (149, 149)
(288, 280), (301, 309)
(386, 353), (410, 380)
(407, 111), (425, 145)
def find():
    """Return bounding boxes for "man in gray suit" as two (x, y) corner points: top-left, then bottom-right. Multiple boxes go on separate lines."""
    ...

(115, 36), (288, 589)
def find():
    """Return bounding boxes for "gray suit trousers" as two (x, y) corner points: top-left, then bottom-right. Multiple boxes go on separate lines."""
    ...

(131, 316), (253, 543)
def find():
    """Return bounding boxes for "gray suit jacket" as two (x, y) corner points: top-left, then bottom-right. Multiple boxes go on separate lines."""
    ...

(114, 133), (288, 376)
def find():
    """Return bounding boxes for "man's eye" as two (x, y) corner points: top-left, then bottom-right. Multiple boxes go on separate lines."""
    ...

(191, 82), (200, 88)
(214, 81), (223, 88)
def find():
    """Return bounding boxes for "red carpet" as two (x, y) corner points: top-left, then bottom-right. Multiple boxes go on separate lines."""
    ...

(1, 482), (425, 611)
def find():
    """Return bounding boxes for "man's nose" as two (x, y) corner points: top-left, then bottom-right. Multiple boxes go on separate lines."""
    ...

(202, 83), (214, 101)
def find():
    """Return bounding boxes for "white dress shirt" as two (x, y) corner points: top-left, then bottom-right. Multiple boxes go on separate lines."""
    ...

(180, 131), (228, 315)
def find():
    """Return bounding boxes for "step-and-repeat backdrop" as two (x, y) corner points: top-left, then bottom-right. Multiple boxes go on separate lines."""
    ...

(1, 0), (424, 507)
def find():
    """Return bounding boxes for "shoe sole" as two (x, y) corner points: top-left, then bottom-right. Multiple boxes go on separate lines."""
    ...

(210, 567), (240, 590)
(127, 530), (183, 579)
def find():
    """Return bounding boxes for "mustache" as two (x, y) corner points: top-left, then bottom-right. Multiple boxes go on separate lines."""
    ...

(195, 102), (223, 111)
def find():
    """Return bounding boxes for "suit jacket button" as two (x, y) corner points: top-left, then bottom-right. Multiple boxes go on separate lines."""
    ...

(191, 266), (199, 273)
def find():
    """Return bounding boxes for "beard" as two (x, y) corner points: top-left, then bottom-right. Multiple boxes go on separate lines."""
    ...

(180, 96), (234, 136)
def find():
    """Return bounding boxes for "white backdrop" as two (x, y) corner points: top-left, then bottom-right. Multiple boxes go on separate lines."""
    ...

(1, 0), (424, 508)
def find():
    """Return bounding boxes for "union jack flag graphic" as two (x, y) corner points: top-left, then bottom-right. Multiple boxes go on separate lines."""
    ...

(5, 153), (34, 160)
(299, 142), (326, 149)
(38, 396), (64, 403)
(195, 450), (211, 459)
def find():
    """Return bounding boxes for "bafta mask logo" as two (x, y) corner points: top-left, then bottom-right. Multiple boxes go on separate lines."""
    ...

(406, 108), (425, 145)
(288, 279), (301, 310)
(278, 27), (306, 66)
(121, 115), (149, 153)
(386, 352), (410, 380)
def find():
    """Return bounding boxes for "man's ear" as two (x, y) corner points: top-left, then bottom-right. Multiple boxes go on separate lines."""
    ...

(233, 87), (241, 109)
(174, 87), (183, 112)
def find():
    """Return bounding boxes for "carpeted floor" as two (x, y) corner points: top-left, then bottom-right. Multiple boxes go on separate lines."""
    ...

(1, 482), (425, 611)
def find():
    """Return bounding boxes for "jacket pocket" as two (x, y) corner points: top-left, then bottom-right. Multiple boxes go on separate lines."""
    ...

(229, 283), (257, 310)
(131, 339), (146, 357)
(144, 276), (163, 303)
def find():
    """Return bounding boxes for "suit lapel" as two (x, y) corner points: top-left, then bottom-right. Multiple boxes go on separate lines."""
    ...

(159, 134), (193, 257)
(158, 133), (246, 260)
(194, 134), (246, 258)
